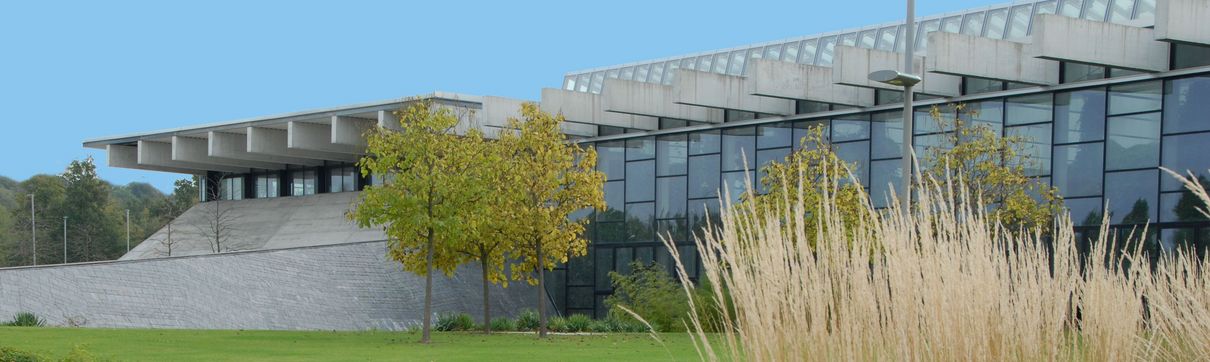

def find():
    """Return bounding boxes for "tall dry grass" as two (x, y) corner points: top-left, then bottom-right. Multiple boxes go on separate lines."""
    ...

(661, 164), (1210, 361)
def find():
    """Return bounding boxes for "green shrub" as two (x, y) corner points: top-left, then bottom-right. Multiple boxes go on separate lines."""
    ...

(0, 346), (46, 362)
(434, 312), (476, 332)
(564, 314), (591, 333)
(547, 317), (568, 333)
(489, 317), (515, 331)
(4, 312), (44, 327)
(514, 309), (539, 331)
(587, 319), (612, 333)
(60, 345), (98, 362)
(605, 261), (688, 332)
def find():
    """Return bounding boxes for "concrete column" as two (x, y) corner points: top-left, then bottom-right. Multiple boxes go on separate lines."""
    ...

(833, 46), (961, 97)
(138, 140), (248, 173)
(247, 126), (359, 162)
(601, 78), (723, 122)
(330, 116), (375, 148)
(287, 121), (363, 155)
(172, 136), (282, 170)
(671, 69), (795, 115)
(927, 32), (1059, 85)
(1155, 0), (1210, 46)
(208, 131), (323, 167)
(377, 110), (403, 131)
(747, 59), (874, 106)
(1025, 14), (1168, 71)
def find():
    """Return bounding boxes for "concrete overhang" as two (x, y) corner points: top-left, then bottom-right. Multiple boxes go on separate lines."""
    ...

(171, 135), (283, 170)
(287, 121), (365, 155)
(746, 59), (874, 106)
(540, 88), (657, 131)
(601, 78), (724, 123)
(1155, 0), (1210, 46)
(106, 144), (201, 175)
(832, 46), (961, 97)
(208, 131), (324, 167)
(1025, 14), (1168, 72)
(671, 69), (794, 115)
(247, 126), (360, 163)
(138, 140), (249, 174)
(927, 32), (1059, 85)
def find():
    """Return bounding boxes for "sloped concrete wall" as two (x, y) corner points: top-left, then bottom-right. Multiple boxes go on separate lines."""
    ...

(0, 240), (542, 330)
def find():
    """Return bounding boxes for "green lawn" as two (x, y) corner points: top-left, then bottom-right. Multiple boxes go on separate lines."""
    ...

(0, 327), (706, 361)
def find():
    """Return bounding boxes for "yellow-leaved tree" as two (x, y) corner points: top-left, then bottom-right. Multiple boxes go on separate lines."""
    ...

(454, 136), (513, 334)
(498, 103), (605, 338)
(349, 101), (490, 343)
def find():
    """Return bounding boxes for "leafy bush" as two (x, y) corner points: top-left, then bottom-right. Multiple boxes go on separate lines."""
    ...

(489, 317), (515, 332)
(60, 345), (98, 362)
(4, 312), (44, 327)
(564, 314), (591, 333)
(0, 346), (45, 362)
(605, 261), (688, 332)
(434, 312), (476, 332)
(547, 316), (568, 333)
(514, 309), (539, 331)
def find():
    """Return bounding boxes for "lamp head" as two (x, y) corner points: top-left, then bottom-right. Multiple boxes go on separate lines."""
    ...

(868, 70), (922, 87)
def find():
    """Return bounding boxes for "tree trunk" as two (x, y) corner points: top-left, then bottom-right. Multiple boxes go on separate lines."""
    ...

(537, 240), (548, 338)
(481, 253), (492, 334)
(421, 228), (434, 344)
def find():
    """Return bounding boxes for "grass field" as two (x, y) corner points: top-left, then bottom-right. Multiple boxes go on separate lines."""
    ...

(0, 327), (704, 361)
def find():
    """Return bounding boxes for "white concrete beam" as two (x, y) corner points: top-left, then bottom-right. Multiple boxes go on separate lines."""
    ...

(747, 59), (875, 106)
(138, 140), (248, 173)
(331, 116), (375, 148)
(927, 32), (1059, 85)
(288, 121), (363, 155)
(833, 46), (961, 97)
(377, 110), (402, 131)
(172, 136), (283, 170)
(671, 69), (795, 115)
(540, 88), (657, 131)
(1155, 0), (1210, 46)
(1025, 14), (1168, 72)
(601, 78), (724, 123)
(107, 144), (199, 174)
(208, 131), (324, 167)
(247, 126), (359, 163)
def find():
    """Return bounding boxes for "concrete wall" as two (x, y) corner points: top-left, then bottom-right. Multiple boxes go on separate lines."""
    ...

(1026, 14), (1168, 71)
(747, 59), (874, 106)
(671, 69), (794, 114)
(927, 32), (1059, 85)
(832, 46), (961, 97)
(0, 240), (542, 330)
(1155, 0), (1210, 46)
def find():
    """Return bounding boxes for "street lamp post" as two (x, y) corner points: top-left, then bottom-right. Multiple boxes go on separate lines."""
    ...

(63, 216), (68, 264)
(29, 193), (35, 266)
(125, 209), (130, 253)
(868, 0), (918, 212)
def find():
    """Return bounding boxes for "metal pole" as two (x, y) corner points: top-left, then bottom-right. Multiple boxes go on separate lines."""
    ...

(30, 194), (35, 266)
(125, 209), (130, 253)
(63, 216), (68, 264)
(900, 0), (916, 212)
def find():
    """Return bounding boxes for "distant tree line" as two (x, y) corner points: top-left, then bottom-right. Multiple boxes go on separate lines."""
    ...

(0, 157), (198, 267)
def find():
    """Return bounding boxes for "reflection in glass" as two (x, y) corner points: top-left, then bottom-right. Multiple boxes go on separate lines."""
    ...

(626, 137), (655, 160)
(722, 127), (756, 171)
(1106, 112), (1160, 170)
(625, 160), (655, 202)
(871, 111), (903, 159)
(656, 177), (687, 219)
(625, 202), (655, 243)
(1172, 44), (1210, 69)
(1005, 93), (1052, 125)
(688, 198), (721, 239)
(1007, 124), (1053, 176)
(832, 116), (870, 142)
(689, 130), (721, 155)
(1062, 62), (1106, 83)
(1108, 81), (1162, 115)
(599, 181), (625, 222)
(688, 154), (721, 199)
(656, 134), (688, 176)
(757, 123), (793, 149)
(1104, 170), (1158, 224)
(1055, 88), (1106, 143)
(835, 141), (871, 185)
(1053, 142), (1104, 198)
(756, 148), (791, 194)
(722, 171), (754, 205)
(1163, 76), (1210, 133)
(597, 140), (625, 181)
(1161, 133), (1210, 192)
(1066, 197), (1104, 226)
(870, 159), (904, 208)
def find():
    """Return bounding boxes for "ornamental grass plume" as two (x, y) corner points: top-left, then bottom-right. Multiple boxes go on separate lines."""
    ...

(658, 161), (1210, 361)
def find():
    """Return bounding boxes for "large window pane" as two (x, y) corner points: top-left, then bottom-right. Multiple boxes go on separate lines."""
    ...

(1054, 143), (1104, 197)
(656, 134), (688, 176)
(1062, 62), (1106, 83)
(1066, 197), (1105, 226)
(656, 177), (687, 219)
(722, 127), (756, 171)
(831, 115), (871, 142)
(1006, 94), (1053, 125)
(688, 154), (721, 199)
(625, 202), (655, 242)
(625, 160), (655, 202)
(1007, 124), (1053, 176)
(721, 171), (754, 205)
(1108, 81), (1162, 115)
(626, 137), (655, 161)
(599, 181), (625, 222)
(1104, 170), (1158, 224)
(1106, 112), (1160, 170)
(967, 100), (1004, 134)
(1161, 192), (1210, 223)
(1163, 76), (1210, 133)
(757, 123), (793, 149)
(689, 130), (721, 155)
(1162, 133), (1210, 191)
(1172, 43), (1210, 69)
(597, 140), (625, 181)
(871, 111), (904, 159)
(793, 120), (829, 151)
(835, 141), (871, 185)
(1055, 88), (1106, 143)
(870, 159), (904, 208)
(688, 198), (721, 240)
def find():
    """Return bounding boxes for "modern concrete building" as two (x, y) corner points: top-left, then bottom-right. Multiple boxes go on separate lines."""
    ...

(12, 0), (1209, 324)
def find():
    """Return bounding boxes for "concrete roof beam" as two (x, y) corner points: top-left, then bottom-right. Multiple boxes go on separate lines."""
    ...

(1025, 14), (1168, 72)
(330, 116), (375, 148)
(747, 59), (875, 106)
(601, 78), (724, 123)
(927, 32), (1059, 85)
(833, 46), (961, 97)
(138, 140), (248, 174)
(540, 88), (657, 131)
(172, 135), (283, 170)
(287, 121), (363, 155)
(106, 144), (200, 174)
(671, 69), (794, 115)
(208, 131), (324, 167)
(247, 127), (359, 163)
(1155, 0), (1210, 46)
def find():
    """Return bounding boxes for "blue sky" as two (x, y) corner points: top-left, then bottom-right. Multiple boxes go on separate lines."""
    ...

(0, 0), (1002, 193)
